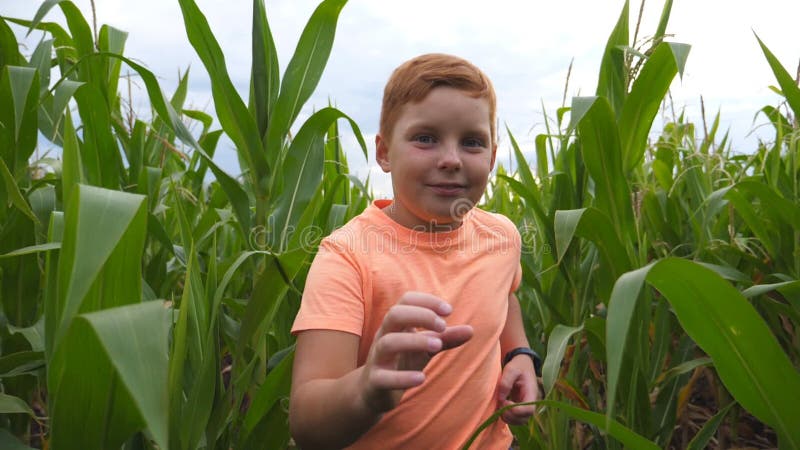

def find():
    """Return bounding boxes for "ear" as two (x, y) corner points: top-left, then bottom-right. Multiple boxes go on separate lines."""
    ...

(376, 134), (391, 173)
(489, 142), (497, 171)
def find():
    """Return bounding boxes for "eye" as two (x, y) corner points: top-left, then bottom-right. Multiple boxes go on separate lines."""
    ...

(463, 137), (486, 148)
(413, 135), (436, 145)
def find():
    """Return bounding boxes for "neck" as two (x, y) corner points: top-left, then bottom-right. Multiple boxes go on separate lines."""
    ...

(384, 202), (463, 232)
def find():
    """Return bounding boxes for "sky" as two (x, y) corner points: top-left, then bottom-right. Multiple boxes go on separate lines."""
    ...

(5, 0), (800, 197)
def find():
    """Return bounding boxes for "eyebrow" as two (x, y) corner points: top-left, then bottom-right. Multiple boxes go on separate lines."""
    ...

(404, 122), (489, 136)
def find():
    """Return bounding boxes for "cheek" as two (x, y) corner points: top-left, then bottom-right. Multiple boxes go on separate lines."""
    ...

(467, 155), (493, 176)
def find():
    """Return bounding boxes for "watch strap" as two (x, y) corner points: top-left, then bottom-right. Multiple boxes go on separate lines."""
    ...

(502, 347), (542, 376)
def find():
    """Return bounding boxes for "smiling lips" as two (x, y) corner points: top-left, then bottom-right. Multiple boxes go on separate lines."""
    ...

(428, 183), (466, 195)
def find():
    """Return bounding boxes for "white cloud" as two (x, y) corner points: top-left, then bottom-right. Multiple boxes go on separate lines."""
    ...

(6, 0), (799, 177)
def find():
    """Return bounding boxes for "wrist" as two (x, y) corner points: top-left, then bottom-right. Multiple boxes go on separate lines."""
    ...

(502, 347), (542, 376)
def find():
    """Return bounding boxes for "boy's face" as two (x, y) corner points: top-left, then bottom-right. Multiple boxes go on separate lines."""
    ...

(376, 87), (496, 230)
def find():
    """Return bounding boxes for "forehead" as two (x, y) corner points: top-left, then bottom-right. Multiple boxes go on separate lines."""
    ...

(395, 87), (491, 130)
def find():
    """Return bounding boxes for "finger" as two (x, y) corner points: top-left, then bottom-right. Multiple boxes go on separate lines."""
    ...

(438, 325), (473, 350)
(373, 332), (442, 365)
(367, 367), (426, 391)
(379, 304), (447, 335)
(502, 410), (532, 426)
(508, 403), (536, 417)
(418, 325), (473, 351)
(500, 400), (535, 425)
(496, 367), (519, 401)
(397, 292), (453, 316)
(517, 379), (540, 403)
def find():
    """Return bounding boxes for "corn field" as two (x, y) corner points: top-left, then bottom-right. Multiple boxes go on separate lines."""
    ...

(0, 0), (798, 449)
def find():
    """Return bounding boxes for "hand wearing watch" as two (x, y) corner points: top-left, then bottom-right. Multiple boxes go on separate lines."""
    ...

(503, 347), (542, 377)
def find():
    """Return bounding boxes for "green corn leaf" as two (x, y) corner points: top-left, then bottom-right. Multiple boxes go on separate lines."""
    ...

(732, 180), (800, 228)
(507, 126), (537, 189)
(725, 187), (778, 258)
(554, 208), (631, 279)
(605, 263), (652, 427)
(264, 0), (348, 174)
(0, 429), (36, 450)
(570, 97), (634, 239)
(0, 242), (61, 259)
(251, 0), (281, 138)
(595, 0), (629, 115)
(694, 262), (750, 283)
(97, 25), (128, 102)
(759, 105), (794, 140)
(28, 183), (56, 232)
(686, 402), (734, 450)
(619, 42), (690, 172)
(5, 17), (73, 57)
(237, 247), (308, 361)
(47, 185), (147, 358)
(534, 134), (549, 186)
(49, 301), (170, 450)
(743, 280), (800, 308)
(270, 107), (366, 252)
(168, 244), (215, 450)
(497, 175), (551, 241)
(756, 33), (800, 120)
(43, 210), (63, 347)
(8, 319), (45, 352)
(0, 66), (39, 175)
(29, 38), (53, 93)
(92, 53), (252, 236)
(0, 207), (47, 328)
(29, 1), (68, 36)
(462, 399), (659, 450)
(0, 18), (25, 68)
(73, 83), (122, 189)
(241, 350), (294, 438)
(653, 0), (674, 43)
(0, 156), (39, 226)
(177, 0), (266, 185)
(60, 109), (84, 209)
(0, 392), (36, 417)
(542, 324), (583, 395)
(183, 109), (214, 134)
(606, 258), (800, 448)
(42, 79), (84, 145)
(169, 73), (190, 118)
(56, 1), (106, 94)
(322, 119), (346, 196)
(654, 357), (712, 387)
(289, 174), (346, 250)
(0, 351), (45, 378)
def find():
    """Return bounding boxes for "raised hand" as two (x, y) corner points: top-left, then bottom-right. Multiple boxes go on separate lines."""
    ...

(358, 291), (473, 413)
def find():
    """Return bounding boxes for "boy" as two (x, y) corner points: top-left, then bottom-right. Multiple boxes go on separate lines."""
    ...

(290, 53), (539, 449)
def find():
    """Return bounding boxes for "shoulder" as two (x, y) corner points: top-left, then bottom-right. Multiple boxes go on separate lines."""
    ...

(469, 208), (520, 240)
(317, 207), (388, 257)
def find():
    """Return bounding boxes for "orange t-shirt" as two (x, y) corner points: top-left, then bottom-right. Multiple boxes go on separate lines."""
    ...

(292, 199), (522, 449)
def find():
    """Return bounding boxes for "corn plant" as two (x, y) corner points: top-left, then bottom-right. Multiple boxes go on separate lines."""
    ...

(2, 0), (799, 449)
(472, 1), (800, 449)
(0, 0), (368, 448)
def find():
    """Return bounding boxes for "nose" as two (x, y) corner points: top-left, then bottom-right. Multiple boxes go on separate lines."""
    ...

(437, 141), (462, 171)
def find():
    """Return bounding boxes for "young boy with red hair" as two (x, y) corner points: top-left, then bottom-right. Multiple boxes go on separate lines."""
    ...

(289, 53), (539, 449)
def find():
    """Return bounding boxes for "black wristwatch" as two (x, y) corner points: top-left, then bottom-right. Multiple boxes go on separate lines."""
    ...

(503, 347), (542, 376)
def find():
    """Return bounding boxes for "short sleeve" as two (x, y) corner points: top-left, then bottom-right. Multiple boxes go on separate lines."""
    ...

(291, 238), (365, 337)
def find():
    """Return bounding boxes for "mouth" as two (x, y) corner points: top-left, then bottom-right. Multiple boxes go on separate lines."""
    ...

(428, 183), (466, 195)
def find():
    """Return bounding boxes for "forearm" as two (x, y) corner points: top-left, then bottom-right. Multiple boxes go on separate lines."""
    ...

(500, 293), (530, 355)
(290, 366), (381, 450)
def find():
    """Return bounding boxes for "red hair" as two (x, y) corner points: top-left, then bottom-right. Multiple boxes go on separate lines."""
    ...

(379, 53), (497, 146)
